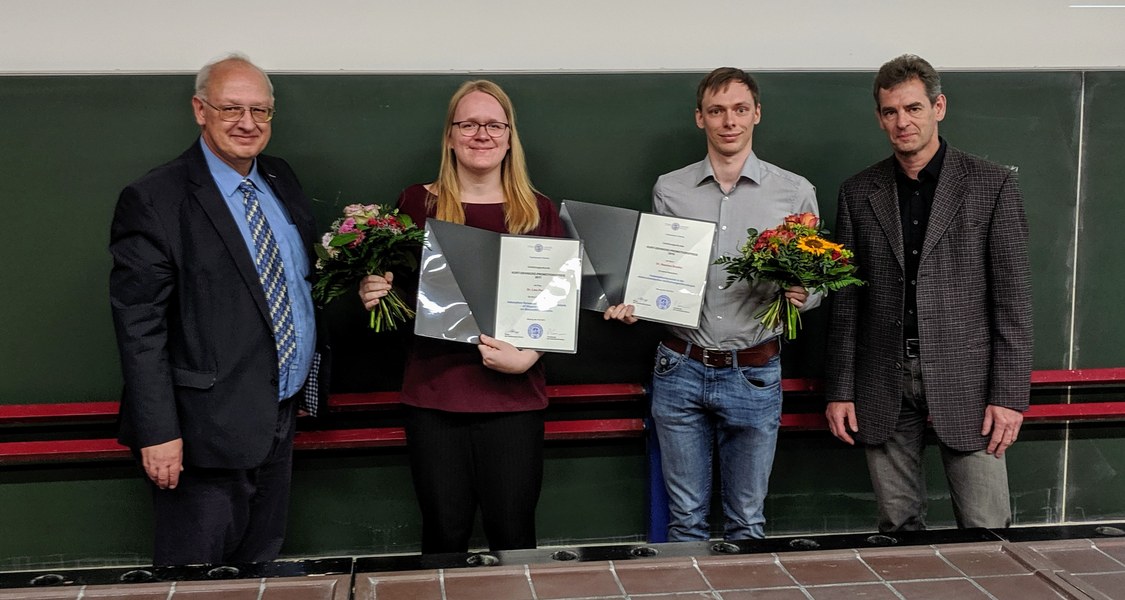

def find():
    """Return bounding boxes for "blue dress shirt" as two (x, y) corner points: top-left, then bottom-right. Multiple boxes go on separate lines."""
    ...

(200, 139), (316, 400)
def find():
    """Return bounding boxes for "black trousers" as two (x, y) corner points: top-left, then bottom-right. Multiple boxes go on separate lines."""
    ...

(150, 400), (296, 566)
(404, 405), (545, 554)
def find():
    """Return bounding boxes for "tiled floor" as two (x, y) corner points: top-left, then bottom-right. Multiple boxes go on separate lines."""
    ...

(353, 539), (1125, 600)
(0, 575), (351, 599)
(4, 537), (1125, 599)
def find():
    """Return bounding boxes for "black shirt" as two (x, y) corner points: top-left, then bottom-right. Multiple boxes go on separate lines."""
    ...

(895, 138), (947, 342)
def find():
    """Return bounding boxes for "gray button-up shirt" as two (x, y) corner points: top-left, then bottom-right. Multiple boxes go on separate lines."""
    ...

(653, 153), (821, 350)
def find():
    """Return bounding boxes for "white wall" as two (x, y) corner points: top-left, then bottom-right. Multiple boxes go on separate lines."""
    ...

(2, 0), (1124, 73)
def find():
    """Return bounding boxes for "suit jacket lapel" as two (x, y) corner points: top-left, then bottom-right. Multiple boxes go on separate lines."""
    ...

(185, 142), (273, 326)
(868, 160), (905, 270)
(922, 147), (968, 263)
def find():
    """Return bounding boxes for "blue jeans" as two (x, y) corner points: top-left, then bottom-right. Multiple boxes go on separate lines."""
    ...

(650, 341), (783, 541)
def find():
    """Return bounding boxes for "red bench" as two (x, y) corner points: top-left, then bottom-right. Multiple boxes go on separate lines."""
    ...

(3, 368), (1125, 464)
(0, 384), (649, 465)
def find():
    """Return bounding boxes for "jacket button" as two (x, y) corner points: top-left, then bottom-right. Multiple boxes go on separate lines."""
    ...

(894, 362), (902, 369)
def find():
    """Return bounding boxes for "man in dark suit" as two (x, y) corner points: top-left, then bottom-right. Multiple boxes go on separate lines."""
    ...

(825, 54), (1032, 531)
(110, 54), (325, 565)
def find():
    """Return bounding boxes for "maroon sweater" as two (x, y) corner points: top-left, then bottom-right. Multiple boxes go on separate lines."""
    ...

(396, 184), (565, 412)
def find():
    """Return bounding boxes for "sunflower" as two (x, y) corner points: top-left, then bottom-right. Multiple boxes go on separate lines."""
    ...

(796, 235), (843, 256)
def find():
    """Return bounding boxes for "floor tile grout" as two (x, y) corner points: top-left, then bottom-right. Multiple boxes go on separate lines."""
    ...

(931, 545), (1002, 600)
(522, 563), (538, 600)
(1091, 542), (1125, 570)
(606, 560), (629, 599)
(770, 551), (808, 591)
(689, 555), (719, 596)
(103, 537), (1125, 600)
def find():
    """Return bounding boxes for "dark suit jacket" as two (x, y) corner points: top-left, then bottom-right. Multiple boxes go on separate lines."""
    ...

(826, 145), (1033, 452)
(110, 141), (328, 469)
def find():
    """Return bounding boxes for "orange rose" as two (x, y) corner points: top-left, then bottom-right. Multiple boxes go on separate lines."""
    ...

(784, 212), (819, 229)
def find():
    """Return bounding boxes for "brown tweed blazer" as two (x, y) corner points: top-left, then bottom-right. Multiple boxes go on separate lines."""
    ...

(825, 145), (1033, 452)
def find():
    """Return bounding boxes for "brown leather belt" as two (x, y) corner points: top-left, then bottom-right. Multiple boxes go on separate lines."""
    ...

(661, 337), (780, 368)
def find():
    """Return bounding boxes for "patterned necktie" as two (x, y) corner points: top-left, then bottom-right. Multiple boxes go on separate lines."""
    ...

(238, 180), (297, 374)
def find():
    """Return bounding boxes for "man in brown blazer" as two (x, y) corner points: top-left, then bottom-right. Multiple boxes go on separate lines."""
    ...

(825, 54), (1033, 531)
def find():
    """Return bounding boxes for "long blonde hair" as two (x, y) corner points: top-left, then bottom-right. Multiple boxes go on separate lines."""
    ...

(428, 80), (540, 234)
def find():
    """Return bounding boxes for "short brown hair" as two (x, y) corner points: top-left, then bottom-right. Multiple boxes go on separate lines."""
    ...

(873, 54), (942, 107)
(696, 67), (760, 111)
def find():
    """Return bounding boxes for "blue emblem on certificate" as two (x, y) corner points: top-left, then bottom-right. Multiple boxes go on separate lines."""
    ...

(528, 323), (544, 339)
(656, 294), (671, 310)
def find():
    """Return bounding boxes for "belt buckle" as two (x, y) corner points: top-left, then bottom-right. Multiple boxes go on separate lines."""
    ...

(702, 348), (732, 368)
(904, 338), (921, 358)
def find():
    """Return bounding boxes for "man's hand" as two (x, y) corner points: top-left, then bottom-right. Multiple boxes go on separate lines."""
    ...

(825, 401), (858, 445)
(785, 285), (809, 309)
(478, 334), (541, 374)
(141, 438), (184, 490)
(604, 303), (638, 325)
(358, 272), (394, 310)
(982, 405), (1023, 458)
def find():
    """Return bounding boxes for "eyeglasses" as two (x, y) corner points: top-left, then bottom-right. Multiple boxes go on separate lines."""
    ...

(452, 121), (510, 137)
(198, 98), (275, 123)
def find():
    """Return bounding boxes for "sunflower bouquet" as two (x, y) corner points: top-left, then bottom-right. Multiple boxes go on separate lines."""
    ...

(715, 212), (862, 340)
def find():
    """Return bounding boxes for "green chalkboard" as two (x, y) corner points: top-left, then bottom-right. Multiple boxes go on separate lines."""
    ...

(1076, 72), (1125, 368)
(0, 70), (1115, 567)
(0, 71), (1082, 403)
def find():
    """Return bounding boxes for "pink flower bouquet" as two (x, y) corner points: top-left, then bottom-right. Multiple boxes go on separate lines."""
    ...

(313, 203), (424, 331)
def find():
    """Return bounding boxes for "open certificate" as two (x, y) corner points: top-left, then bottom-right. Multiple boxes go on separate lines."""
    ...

(415, 219), (582, 353)
(494, 236), (582, 352)
(623, 213), (716, 327)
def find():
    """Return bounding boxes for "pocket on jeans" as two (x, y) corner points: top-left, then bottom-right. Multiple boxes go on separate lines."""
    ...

(653, 344), (682, 377)
(737, 356), (781, 392)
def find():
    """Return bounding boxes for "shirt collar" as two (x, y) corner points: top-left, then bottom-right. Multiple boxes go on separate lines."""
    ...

(199, 136), (268, 197)
(695, 152), (763, 188)
(895, 136), (947, 184)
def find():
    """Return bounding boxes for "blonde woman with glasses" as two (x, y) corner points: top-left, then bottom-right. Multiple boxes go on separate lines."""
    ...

(360, 80), (564, 554)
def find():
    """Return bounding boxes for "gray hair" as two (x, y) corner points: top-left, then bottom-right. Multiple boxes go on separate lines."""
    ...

(873, 54), (942, 107)
(194, 52), (274, 100)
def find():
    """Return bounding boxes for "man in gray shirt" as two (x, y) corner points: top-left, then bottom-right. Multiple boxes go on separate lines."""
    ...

(606, 67), (820, 540)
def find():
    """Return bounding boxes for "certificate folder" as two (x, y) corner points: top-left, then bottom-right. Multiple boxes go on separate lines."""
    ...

(559, 200), (639, 311)
(415, 219), (582, 353)
(560, 199), (715, 329)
